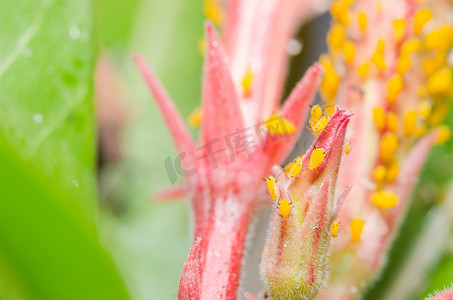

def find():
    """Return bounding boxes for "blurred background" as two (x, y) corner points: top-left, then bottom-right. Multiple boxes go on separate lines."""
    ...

(0, 0), (453, 299)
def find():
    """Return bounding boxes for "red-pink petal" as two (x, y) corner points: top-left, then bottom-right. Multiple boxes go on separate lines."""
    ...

(178, 237), (202, 300)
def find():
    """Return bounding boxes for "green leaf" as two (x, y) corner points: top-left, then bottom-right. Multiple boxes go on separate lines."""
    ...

(0, 133), (131, 300)
(0, 0), (96, 215)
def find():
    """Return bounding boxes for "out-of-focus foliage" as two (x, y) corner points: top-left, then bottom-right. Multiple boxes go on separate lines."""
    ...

(0, 0), (96, 213)
(96, 0), (204, 299)
(0, 0), (131, 299)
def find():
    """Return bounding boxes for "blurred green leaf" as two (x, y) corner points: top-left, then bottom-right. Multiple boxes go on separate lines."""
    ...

(0, 134), (131, 300)
(0, 0), (96, 214)
(96, 0), (204, 299)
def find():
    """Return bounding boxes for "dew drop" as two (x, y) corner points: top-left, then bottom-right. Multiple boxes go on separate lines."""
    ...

(33, 113), (43, 124)
(69, 26), (81, 40)
(350, 286), (358, 294)
(286, 39), (303, 56)
(72, 180), (79, 188)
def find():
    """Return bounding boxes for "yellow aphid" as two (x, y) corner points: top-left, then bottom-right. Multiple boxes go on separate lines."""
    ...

(415, 125), (427, 137)
(287, 157), (303, 179)
(321, 65), (340, 100)
(427, 68), (452, 96)
(204, 0), (224, 26)
(373, 165), (387, 183)
(372, 106), (386, 130)
(358, 12), (367, 32)
(376, 39), (386, 52)
(308, 148), (326, 170)
(386, 160), (400, 183)
(429, 102), (450, 126)
(325, 105), (336, 117)
(327, 24), (346, 53)
(435, 125), (452, 145)
(423, 53), (446, 77)
(358, 61), (370, 77)
(370, 189), (399, 209)
(241, 67), (253, 97)
(424, 26), (452, 51)
(342, 41), (356, 64)
(350, 218), (364, 243)
(403, 109), (418, 137)
(265, 115), (296, 134)
(401, 39), (420, 55)
(266, 176), (279, 201)
(380, 133), (399, 163)
(344, 141), (351, 154)
(331, 221), (340, 237)
(279, 199), (291, 219)
(397, 55), (411, 75)
(312, 116), (330, 135)
(188, 106), (203, 128)
(309, 105), (323, 128)
(419, 100), (432, 119)
(372, 52), (386, 72)
(413, 8), (433, 35)
(330, 2), (350, 26)
(393, 19), (406, 43)
(386, 112), (399, 132)
(387, 75), (404, 104)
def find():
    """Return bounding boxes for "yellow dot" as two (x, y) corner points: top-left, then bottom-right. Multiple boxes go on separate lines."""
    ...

(327, 24), (346, 53)
(385, 160), (400, 183)
(320, 62), (340, 100)
(397, 55), (411, 75)
(330, 2), (350, 26)
(342, 41), (356, 64)
(401, 39), (421, 55)
(429, 102), (450, 126)
(373, 165), (387, 183)
(380, 133), (399, 163)
(279, 199), (291, 219)
(427, 68), (452, 96)
(415, 125), (427, 137)
(387, 75), (404, 104)
(423, 52), (446, 77)
(350, 218), (364, 243)
(241, 67), (253, 97)
(331, 221), (340, 237)
(403, 109), (418, 137)
(372, 106), (386, 130)
(372, 52), (386, 72)
(393, 19), (406, 43)
(386, 112), (399, 133)
(419, 100), (432, 119)
(413, 8), (433, 35)
(204, 0), (224, 26)
(188, 106), (203, 128)
(358, 12), (367, 32)
(370, 189), (399, 209)
(424, 26), (452, 51)
(308, 148), (326, 170)
(358, 61), (370, 77)
(435, 125), (452, 145)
